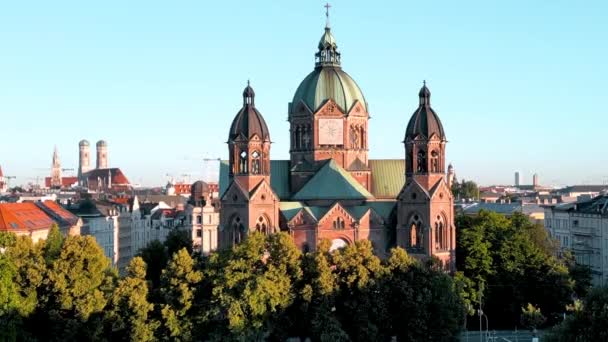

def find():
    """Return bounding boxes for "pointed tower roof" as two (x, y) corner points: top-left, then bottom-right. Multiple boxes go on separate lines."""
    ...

(228, 82), (270, 141)
(52, 146), (60, 166)
(405, 81), (446, 140)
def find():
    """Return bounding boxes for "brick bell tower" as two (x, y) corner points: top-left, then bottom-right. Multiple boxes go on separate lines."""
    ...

(288, 8), (371, 193)
(397, 82), (456, 271)
(220, 83), (280, 249)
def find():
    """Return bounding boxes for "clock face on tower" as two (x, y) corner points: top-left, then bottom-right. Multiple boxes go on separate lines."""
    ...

(318, 118), (344, 145)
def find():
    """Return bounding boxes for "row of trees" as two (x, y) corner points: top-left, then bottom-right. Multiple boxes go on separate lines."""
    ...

(455, 210), (592, 329)
(1, 227), (466, 341)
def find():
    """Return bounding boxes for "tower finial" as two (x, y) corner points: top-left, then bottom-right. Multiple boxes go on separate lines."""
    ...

(423, 80), (426, 86)
(324, 2), (331, 28)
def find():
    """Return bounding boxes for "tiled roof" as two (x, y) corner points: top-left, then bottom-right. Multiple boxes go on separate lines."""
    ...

(44, 177), (78, 188)
(37, 201), (80, 226)
(220, 159), (405, 200)
(0, 203), (57, 232)
(369, 159), (405, 199)
(561, 185), (608, 193)
(463, 203), (522, 215)
(83, 168), (130, 185)
(293, 159), (373, 201)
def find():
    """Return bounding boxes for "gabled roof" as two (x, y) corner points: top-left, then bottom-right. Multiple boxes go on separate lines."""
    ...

(293, 159), (373, 201)
(0, 203), (57, 232)
(83, 168), (130, 185)
(279, 202), (305, 221)
(37, 201), (80, 227)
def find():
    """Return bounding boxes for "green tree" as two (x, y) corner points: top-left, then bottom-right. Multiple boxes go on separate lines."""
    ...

(43, 224), (64, 265)
(545, 287), (608, 341)
(207, 232), (302, 340)
(384, 248), (464, 341)
(332, 240), (388, 342)
(164, 229), (192, 257)
(106, 257), (158, 341)
(452, 179), (480, 200)
(520, 303), (546, 332)
(42, 235), (115, 340)
(295, 239), (346, 341)
(138, 240), (168, 288)
(456, 210), (576, 328)
(0, 234), (47, 341)
(159, 248), (203, 341)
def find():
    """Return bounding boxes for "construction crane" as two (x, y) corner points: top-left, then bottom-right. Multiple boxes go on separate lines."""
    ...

(4, 176), (16, 188)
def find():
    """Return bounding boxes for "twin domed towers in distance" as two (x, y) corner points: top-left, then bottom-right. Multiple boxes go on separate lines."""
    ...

(78, 139), (109, 182)
(220, 7), (456, 269)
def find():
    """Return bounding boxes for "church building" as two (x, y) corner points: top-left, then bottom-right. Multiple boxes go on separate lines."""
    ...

(219, 12), (456, 269)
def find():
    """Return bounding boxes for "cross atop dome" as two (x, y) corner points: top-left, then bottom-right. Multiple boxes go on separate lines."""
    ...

(324, 3), (331, 28)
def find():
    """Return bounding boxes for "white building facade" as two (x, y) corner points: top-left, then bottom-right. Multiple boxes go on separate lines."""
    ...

(544, 195), (608, 286)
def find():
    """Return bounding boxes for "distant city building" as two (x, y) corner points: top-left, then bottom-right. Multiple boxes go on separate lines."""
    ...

(515, 171), (521, 187)
(0, 201), (81, 241)
(555, 185), (608, 200)
(81, 168), (131, 192)
(187, 181), (219, 254)
(78, 140), (91, 185)
(460, 202), (545, 224)
(165, 179), (191, 197)
(96, 140), (108, 169)
(544, 195), (608, 286)
(45, 147), (78, 189)
(533, 173), (539, 188)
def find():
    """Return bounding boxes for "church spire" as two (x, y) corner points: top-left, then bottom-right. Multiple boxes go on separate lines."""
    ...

(52, 146), (60, 167)
(316, 3), (340, 68)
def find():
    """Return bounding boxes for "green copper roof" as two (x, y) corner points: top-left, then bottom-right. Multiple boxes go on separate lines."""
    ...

(219, 160), (291, 199)
(369, 160), (405, 199)
(279, 201), (305, 221)
(367, 201), (397, 220)
(219, 159), (405, 200)
(318, 27), (337, 50)
(293, 159), (373, 201)
(291, 67), (367, 113)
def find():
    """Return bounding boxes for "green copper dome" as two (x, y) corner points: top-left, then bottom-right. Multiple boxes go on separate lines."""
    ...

(290, 24), (367, 114)
(291, 67), (367, 113)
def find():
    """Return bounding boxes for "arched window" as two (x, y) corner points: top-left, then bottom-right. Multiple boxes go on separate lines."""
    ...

(417, 150), (427, 172)
(333, 217), (345, 230)
(431, 150), (440, 173)
(251, 150), (260, 175)
(409, 215), (423, 249)
(303, 125), (311, 149)
(239, 151), (248, 174)
(360, 126), (365, 149)
(230, 216), (244, 245)
(434, 215), (447, 250)
(255, 215), (271, 235)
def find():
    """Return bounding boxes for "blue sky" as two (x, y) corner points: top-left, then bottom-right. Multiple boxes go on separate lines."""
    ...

(1, 0), (606, 187)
